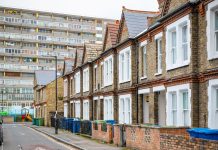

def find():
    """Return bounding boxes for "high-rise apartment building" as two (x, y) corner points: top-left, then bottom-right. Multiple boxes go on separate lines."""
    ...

(0, 6), (113, 115)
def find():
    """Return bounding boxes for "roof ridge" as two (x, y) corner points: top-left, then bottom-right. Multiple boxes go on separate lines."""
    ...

(122, 6), (160, 14)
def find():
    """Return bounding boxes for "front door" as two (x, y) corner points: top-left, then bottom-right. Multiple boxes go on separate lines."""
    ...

(158, 92), (166, 126)
(143, 95), (149, 124)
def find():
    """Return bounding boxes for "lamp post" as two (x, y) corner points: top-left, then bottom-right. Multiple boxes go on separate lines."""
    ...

(54, 55), (58, 134)
(1, 90), (3, 112)
(52, 48), (58, 134)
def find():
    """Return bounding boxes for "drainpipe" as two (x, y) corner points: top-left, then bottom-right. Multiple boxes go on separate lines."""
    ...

(135, 40), (139, 124)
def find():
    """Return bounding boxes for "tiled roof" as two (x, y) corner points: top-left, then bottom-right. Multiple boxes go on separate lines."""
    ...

(35, 70), (56, 86)
(123, 8), (159, 38)
(107, 22), (119, 47)
(63, 58), (75, 75)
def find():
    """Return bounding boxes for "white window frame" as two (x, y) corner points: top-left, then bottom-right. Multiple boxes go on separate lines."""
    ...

(75, 101), (80, 118)
(155, 32), (163, 75)
(207, 0), (218, 60)
(166, 84), (191, 127)
(83, 100), (89, 120)
(166, 15), (191, 70)
(104, 96), (114, 120)
(83, 68), (89, 92)
(64, 79), (68, 97)
(208, 79), (218, 129)
(64, 103), (68, 118)
(119, 94), (132, 124)
(140, 40), (147, 79)
(104, 55), (113, 86)
(119, 47), (131, 83)
(74, 72), (80, 94)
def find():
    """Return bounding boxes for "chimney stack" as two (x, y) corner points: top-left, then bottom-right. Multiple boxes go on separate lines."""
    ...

(157, 0), (166, 12)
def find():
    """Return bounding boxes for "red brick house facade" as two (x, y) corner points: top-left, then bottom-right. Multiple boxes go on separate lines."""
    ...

(63, 0), (218, 130)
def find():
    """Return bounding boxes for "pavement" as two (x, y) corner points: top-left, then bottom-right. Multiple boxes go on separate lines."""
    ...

(1, 123), (73, 150)
(25, 123), (122, 150)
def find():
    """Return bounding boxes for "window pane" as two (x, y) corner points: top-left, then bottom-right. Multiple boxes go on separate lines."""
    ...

(215, 11), (218, 31)
(171, 93), (177, 126)
(172, 93), (177, 109)
(171, 31), (177, 64)
(216, 32), (218, 52)
(183, 91), (188, 109)
(126, 51), (130, 80)
(143, 46), (146, 76)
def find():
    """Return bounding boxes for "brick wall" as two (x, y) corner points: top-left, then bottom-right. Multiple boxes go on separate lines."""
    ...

(92, 123), (113, 143)
(125, 125), (160, 150)
(113, 125), (218, 150)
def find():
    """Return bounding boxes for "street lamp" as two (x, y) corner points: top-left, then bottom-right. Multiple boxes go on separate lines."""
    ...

(54, 55), (58, 134)
(52, 48), (58, 134)
(1, 90), (3, 112)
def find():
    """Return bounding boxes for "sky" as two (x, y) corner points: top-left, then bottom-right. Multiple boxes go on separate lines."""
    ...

(0, 0), (159, 19)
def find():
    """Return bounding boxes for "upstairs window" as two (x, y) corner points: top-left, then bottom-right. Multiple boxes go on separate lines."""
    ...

(182, 25), (188, 61)
(83, 68), (89, 92)
(207, 1), (218, 60)
(104, 56), (113, 86)
(141, 44), (147, 78)
(166, 15), (190, 70)
(155, 32), (163, 75)
(74, 72), (80, 94)
(64, 79), (68, 97)
(119, 47), (131, 83)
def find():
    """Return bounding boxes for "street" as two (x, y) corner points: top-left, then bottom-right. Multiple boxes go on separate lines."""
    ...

(1, 124), (73, 150)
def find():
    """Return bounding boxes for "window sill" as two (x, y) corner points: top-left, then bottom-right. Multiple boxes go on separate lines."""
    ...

(119, 80), (131, 84)
(155, 72), (162, 76)
(166, 63), (189, 71)
(140, 76), (147, 80)
(208, 53), (218, 61)
(103, 84), (113, 88)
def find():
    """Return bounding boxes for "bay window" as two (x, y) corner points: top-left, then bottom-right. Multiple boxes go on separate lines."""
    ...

(83, 100), (89, 120)
(75, 101), (80, 118)
(104, 56), (113, 86)
(83, 68), (89, 92)
(166, 15), (190, 70)
(119, 47), (131, 83)
(208, 79), (218, 129)
(166, 84), (191, 127)
(119, 94), (131, 124)
(104, 97), (113, 120)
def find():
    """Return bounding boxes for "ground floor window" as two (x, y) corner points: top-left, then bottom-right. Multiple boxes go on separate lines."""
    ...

(119, 94), (131, 124)
(166, 84), (191, 127)
(64, 103), (68, 118)
(104, 96), (113, 120)
(83, 100), (89, 120)
(75, 101), (80, 118)
(208, 79), (218, 129)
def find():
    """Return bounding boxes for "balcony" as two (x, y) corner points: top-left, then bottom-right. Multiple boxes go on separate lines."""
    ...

(0, 93), (34, 101)
(0, 14), (97, 33)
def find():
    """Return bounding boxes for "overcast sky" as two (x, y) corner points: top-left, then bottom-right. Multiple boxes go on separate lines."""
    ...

(0, 0), (159, 19)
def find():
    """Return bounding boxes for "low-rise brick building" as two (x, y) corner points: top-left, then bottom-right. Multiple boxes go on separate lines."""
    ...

(34, 70), (64, 126)
(63, 0), (218, 130)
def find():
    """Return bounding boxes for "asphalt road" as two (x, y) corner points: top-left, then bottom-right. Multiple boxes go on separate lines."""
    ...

(1, 124), (72, 150)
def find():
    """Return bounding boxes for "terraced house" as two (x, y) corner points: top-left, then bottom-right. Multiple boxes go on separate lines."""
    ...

(63, 0), (218, 130)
